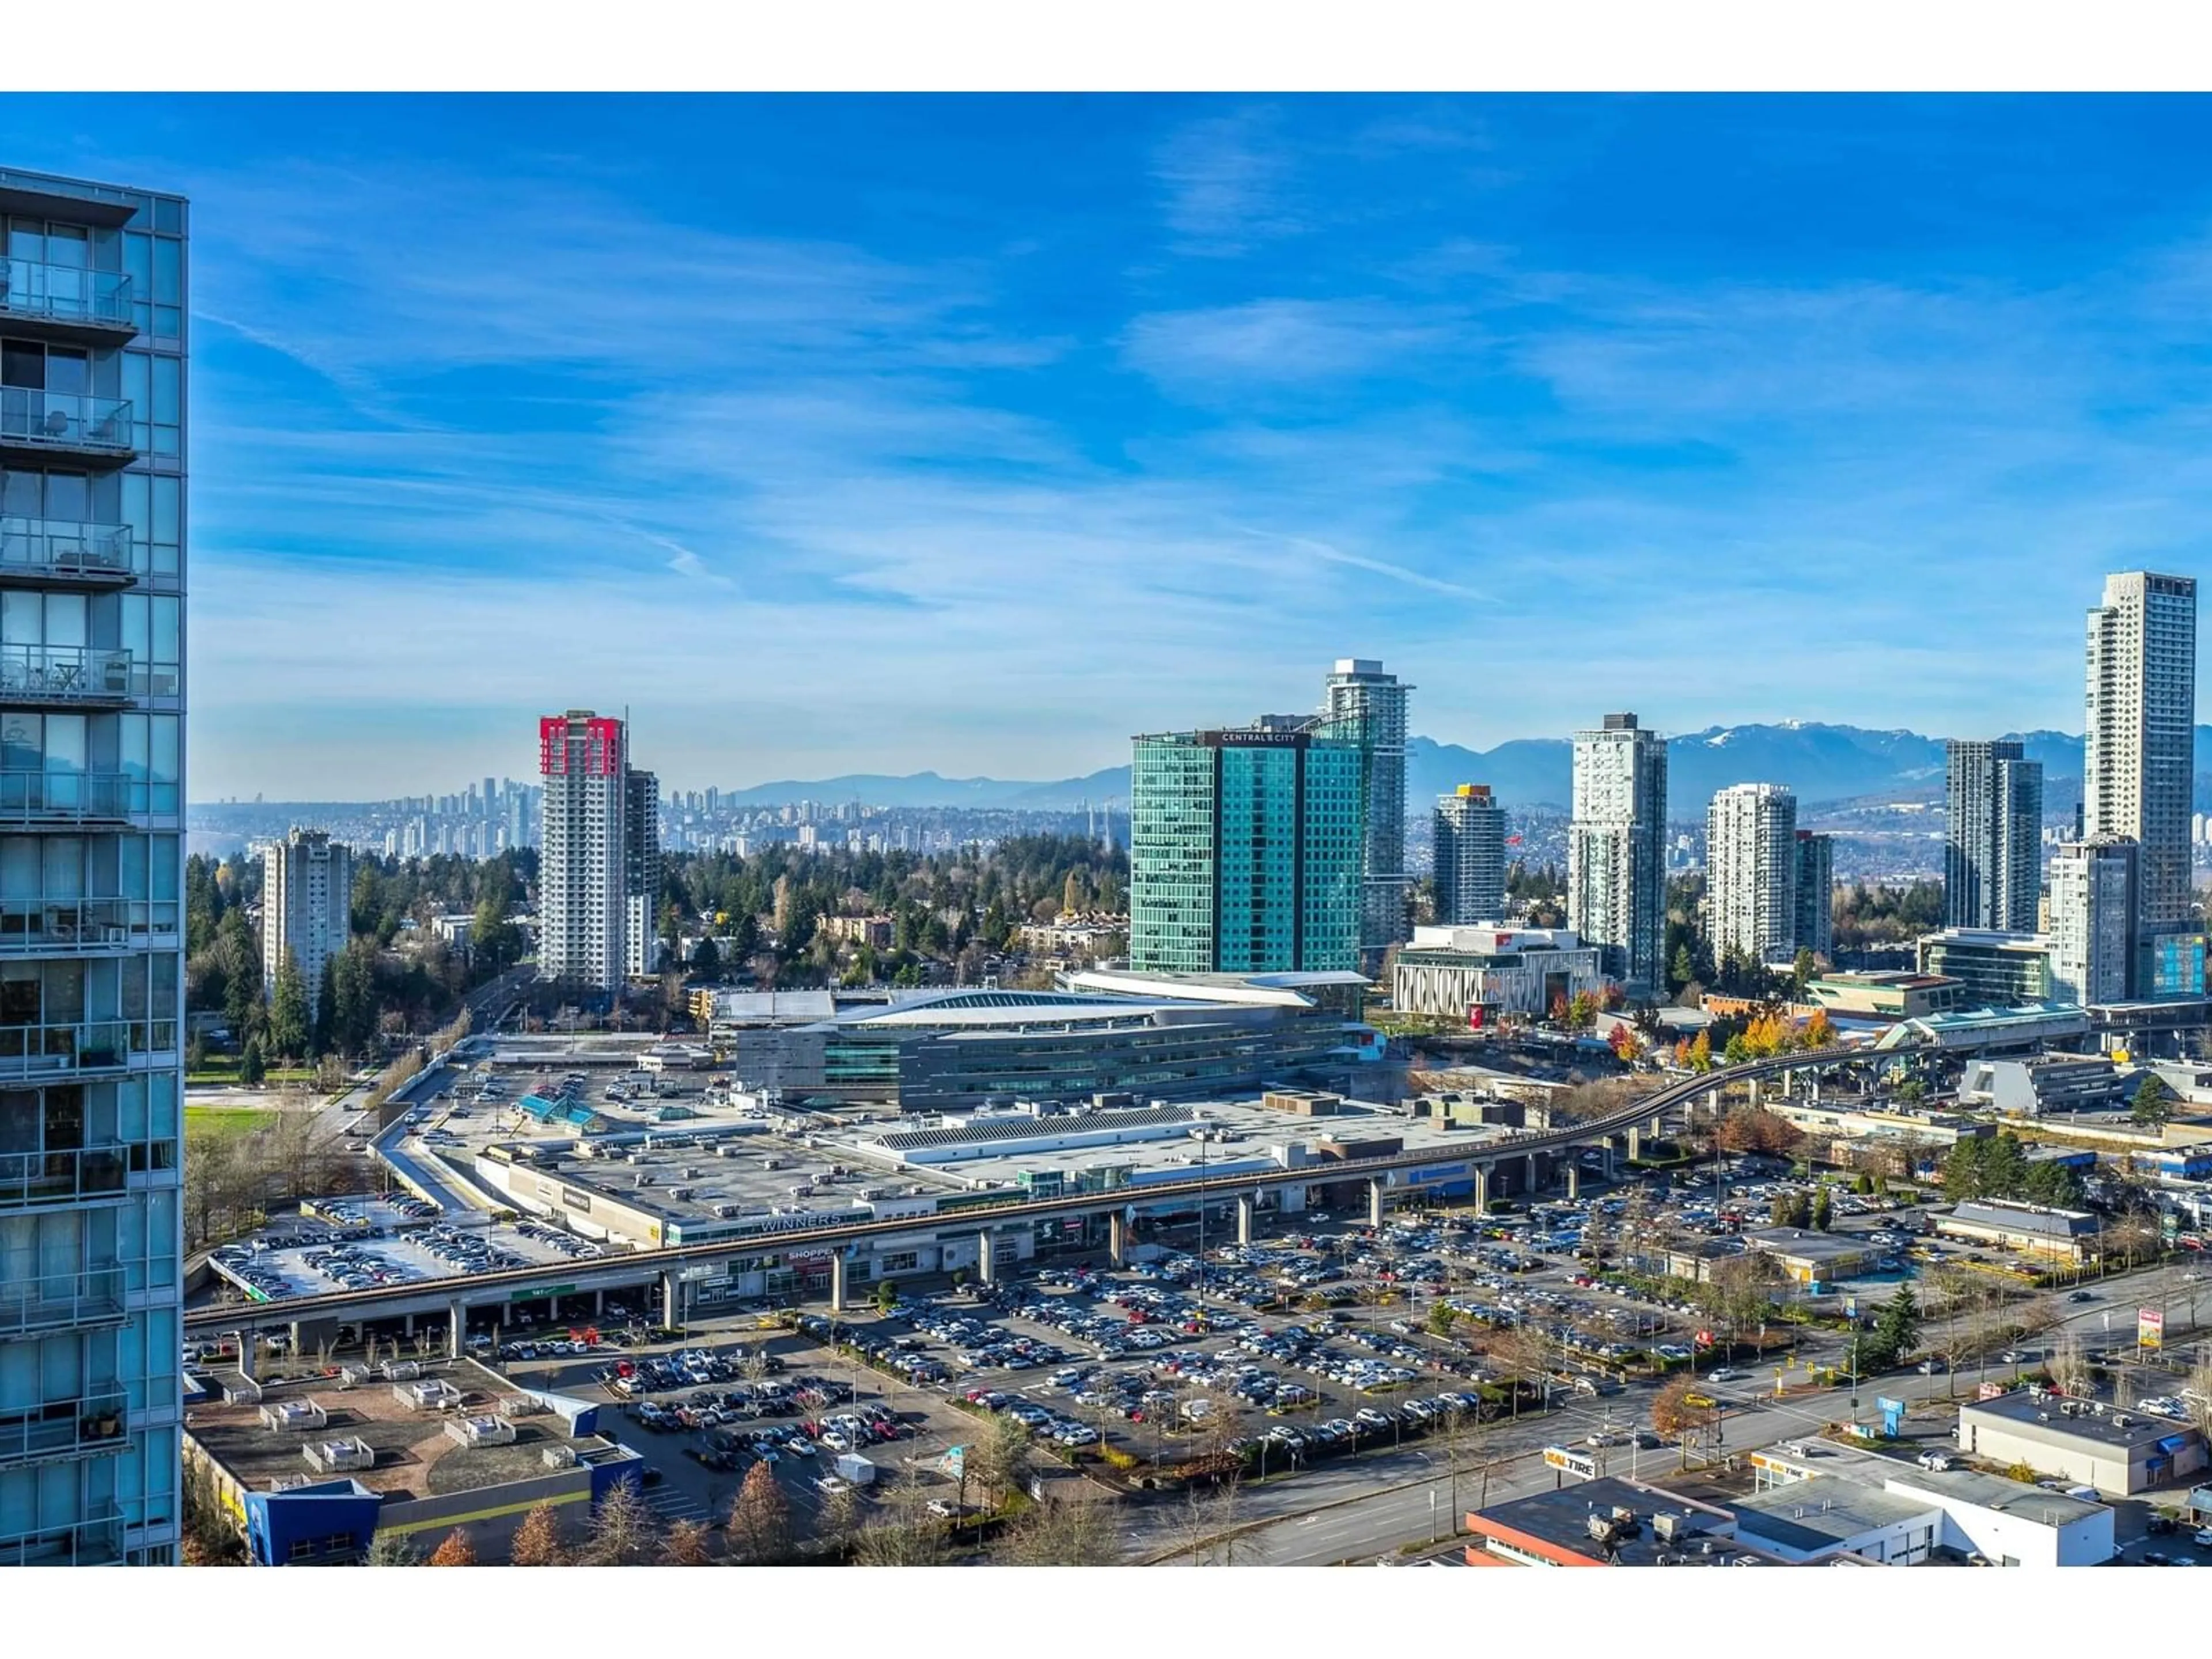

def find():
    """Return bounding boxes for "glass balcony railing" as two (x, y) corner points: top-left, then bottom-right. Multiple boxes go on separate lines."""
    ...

(0, 517), (133, 582)
(0, 1022), (133, 1082)
(0, 1140), (128, 1206)
(0, 1498), (123, 1566)
(0, 644), (132, 703)
(0, 390), (133, 456)
(0, 258), (134, 331)
(0, 772), (168, 824)
(0, 1390), (127, 1469)
(0, 898), (169, 951)
(0, 1264), (126, 1335)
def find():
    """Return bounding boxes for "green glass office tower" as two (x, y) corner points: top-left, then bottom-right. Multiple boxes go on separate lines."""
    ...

(0, 169), (187, 1565)
(1130, 721), (1363, 974)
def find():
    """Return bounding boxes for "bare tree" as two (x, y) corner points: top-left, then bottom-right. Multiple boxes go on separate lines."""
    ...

(578, 1478), (658, 1566)
(1178, 1472), (1260, 1566)
(851, 1471), (953, 1566)
(995, 1493), (1125, 1566)
(2048, 1330), (2093, 1398)
(967, 1411), (1035, 1506)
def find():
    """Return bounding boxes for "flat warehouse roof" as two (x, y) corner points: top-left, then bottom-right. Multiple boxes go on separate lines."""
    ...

(1964, 1392), (2195, 1452)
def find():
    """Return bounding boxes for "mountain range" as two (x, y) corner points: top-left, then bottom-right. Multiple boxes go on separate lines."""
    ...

(707, 723), (2212, 817)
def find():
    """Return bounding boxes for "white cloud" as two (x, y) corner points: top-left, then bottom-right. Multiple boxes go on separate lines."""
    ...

(1152, 108), (1306, 256)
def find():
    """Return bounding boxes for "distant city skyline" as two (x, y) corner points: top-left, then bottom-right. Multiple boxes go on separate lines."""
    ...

(2, 96), (2211, 797)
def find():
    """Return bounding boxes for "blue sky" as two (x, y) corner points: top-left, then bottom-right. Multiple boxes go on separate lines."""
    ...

(4, 94), (2210, 798)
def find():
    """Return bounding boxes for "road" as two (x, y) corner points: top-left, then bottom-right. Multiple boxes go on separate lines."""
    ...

(1153, 1255), (2212, 1566)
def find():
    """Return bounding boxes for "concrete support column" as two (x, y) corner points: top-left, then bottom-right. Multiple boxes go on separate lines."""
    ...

(660, 1270), (681, 1332)
(447, 1301), (464, 1360)
(1368, 1178), (1385, 1230)
(830, 1251), (849, 1314)
(1706, 1088), (1721, 1118)
(403, 1312), (416, 1339)
(1236, 1196), (1255, 1247)
(977, 1232), (996, 1286)
(1627, 1127), (1643, 1162)
(498, 1300), (509, 1327)
(1472, 1165), (1490, 1215)
(1647, 1114), (1663, 1138)
(1566, 1164), (1580, 1200)
(1748, 1077), (1762, 1108)
(1108, 1213), (1128, 1268)
(1601, 1143), (1615, 1183)
(594, 1289), (605, 1319)
(1526, 1152), (1540, 1196)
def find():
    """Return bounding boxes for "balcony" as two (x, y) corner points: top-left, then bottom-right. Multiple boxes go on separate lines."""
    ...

(0, 1390), (128, 1471)
(0, 771), (162, 826)
(0, 1264), (126, 1336)
(0, 517), (135, 588)
(0, 899), (154, 953)
(0, 390), (135, 468)
(0, 1497), (122, 1566)
(0, 645), (133, 709)
(0, 1140), (128, 1208)
(0, 1022), (135, 1086)
(0, 258), (135, 343)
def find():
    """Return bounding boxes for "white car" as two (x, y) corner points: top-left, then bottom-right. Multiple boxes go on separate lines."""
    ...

(2193, 1528), (2212, 1549)
(1706, 1368), (1744, 1382)
(1916, 1451), (1953, 1471)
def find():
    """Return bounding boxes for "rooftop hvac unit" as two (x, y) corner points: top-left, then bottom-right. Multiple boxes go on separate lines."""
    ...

(2113, 1415), (2131, 1429)
(713, 1204), (739, 1218)
(1585, 1512), (1620, 1543)
(669, 1187), (692, 1202)
(1652, 1512), (1702, 1543)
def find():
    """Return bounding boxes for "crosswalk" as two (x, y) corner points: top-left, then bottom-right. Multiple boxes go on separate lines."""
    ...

(644, 1485), (715, 1528)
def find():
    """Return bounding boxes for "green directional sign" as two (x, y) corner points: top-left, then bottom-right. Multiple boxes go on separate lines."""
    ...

(512, 1283), (577, 1301)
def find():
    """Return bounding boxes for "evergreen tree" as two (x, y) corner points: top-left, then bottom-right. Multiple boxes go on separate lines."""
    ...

(312, 960), (338, 1059)
(237, 1035), (266, 1088)
(1865, 1282), (1921, 1370)
(268, 948), (310, 1062)
(1811, 1187), (1833, 1231)
(1941, 1138), (1983, 1200)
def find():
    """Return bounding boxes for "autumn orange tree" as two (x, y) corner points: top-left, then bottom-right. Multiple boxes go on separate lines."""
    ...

(426, 1528), (476, 1566)
(509, 1501), (566, 1566)
(1650, 1377), (1715, 1469)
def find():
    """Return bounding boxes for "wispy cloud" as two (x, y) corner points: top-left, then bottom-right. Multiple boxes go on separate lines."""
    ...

(1152, 107), (1306, 256)
(1123, 298), (1467, 390)
(14, 94), (2210, 795)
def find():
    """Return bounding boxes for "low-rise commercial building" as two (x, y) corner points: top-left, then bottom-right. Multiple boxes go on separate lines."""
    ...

(1745, 1438), (2113, 1566)
(1391, 925), (1606, 1023)
(1803, 971), (1964, 1021)
(1937, 1199), (2101, 1263)
(1462, 1478), (1778, 1567)
(1957, 1391), (2206, 1495)
(706, 978), (1374, 1111)
(183, 1357), (645, 1564)
(1957, 1055), (2126, 1117)
(1740, 1228), (1880, 1286)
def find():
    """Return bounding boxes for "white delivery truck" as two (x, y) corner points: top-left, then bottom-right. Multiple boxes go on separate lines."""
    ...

(834, 1452), (877, 1486)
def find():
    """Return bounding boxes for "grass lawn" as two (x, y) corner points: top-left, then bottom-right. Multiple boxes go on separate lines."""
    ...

(186, 1059), (320, 1087)
(183, 1105), (277, 1143)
